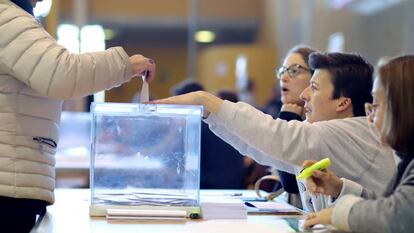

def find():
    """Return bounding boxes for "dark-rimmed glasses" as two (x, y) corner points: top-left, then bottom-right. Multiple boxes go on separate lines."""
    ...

(275, 64), (312, 80)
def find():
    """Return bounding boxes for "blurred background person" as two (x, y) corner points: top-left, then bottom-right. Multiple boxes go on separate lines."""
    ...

(173, 79), (246, 189)
(202, 90), (247, 189)
(262, 85), (283, 119)
(172, 80), (246, 189)
(238, 79), (258, 108)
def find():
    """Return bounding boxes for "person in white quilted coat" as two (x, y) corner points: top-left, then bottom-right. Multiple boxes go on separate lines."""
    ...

(0, 0), (156, 231)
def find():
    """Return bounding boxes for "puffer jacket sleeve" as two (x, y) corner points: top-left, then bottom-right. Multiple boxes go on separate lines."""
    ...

(0, 5), (132, 100)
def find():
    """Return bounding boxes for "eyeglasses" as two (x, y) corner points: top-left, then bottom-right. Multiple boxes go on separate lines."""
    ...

(275, 64), (312, 80)
(365, 102), (379, 116)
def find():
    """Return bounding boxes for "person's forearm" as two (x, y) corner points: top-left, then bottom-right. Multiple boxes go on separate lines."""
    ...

(205, 100), (318, 167)
(205, 114), (297, 174)
(198, 91), (224, 117)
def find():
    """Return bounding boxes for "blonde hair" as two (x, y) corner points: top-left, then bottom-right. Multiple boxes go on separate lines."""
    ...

(377, 55), (414, 153)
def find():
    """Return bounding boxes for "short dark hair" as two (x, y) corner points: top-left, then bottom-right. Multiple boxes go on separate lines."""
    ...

(217, 90), (239, 103)
(309, 52), (374, 116)
(172, 80), (204, 95)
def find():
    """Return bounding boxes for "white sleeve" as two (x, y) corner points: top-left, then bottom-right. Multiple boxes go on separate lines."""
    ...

(207, 101), (323, 167)
(327, 178), (363, 206)
(205, 113), (297, 174)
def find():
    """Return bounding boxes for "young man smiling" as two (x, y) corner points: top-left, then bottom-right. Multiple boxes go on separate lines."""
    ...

(154, 52), (396, 212)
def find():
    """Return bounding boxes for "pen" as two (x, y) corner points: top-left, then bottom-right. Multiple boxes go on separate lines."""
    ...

(227, 193), (242, 197)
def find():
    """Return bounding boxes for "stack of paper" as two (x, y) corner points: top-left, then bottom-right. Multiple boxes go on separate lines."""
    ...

(95, 191), (197, 206)
(201, 199), (247, 220)
(106, 209), (187, 221)
(245, 201), (302, 215)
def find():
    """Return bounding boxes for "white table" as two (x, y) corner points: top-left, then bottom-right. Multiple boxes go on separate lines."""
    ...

(31, 189), (325, 233)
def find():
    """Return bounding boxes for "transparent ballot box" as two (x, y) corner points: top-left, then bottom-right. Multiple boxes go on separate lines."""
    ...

(89, 103), (202, 217)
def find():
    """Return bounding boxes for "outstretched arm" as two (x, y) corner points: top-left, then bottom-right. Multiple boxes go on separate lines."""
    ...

(0, 5), (155, 99)
(154, 91), (321, 168)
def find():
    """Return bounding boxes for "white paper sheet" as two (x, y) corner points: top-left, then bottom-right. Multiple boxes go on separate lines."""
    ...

(140, 75), (149, 103)
(247, 201), (298, 212)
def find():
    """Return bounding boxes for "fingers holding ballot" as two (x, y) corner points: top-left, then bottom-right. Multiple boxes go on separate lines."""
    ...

(302, 160), (343, 198)
(152, 91), (204, 105)
(129, 54), (156, 82)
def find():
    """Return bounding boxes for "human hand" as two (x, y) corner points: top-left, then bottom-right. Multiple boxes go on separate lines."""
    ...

(281, 103), (304, 116)
(303, 160), (343, 198)
(129, 55), (156, 82)
(151, 91), (211, 118)
(303, 207), (333, 229)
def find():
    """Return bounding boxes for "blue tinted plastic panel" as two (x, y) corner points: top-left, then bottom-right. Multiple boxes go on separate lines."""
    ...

(90, 103), (202, 207)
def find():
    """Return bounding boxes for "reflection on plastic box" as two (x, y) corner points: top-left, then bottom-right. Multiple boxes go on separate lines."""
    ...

(89, 103), (202, 216)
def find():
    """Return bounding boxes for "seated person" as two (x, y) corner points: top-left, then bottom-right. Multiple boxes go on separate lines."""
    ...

(173, 81), (246, 189)
(303, 55), (414, 233)
(153, 52), (396, 212)
(271, 45), (316, 208)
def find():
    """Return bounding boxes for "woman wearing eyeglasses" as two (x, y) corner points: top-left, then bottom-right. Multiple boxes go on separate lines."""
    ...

(277, 46), (315, 118)
(303, 55), (414, 233)
(271, 46), (316, 208)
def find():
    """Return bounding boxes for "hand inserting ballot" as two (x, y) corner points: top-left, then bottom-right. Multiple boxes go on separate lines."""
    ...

(129, 55), (156, 82)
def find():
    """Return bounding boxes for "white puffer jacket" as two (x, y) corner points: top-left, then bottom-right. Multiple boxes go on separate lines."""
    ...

(0, 0), (132, 204)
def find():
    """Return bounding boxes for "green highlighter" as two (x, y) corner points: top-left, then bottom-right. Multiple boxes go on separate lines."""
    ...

(296, 158), (331, 180)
